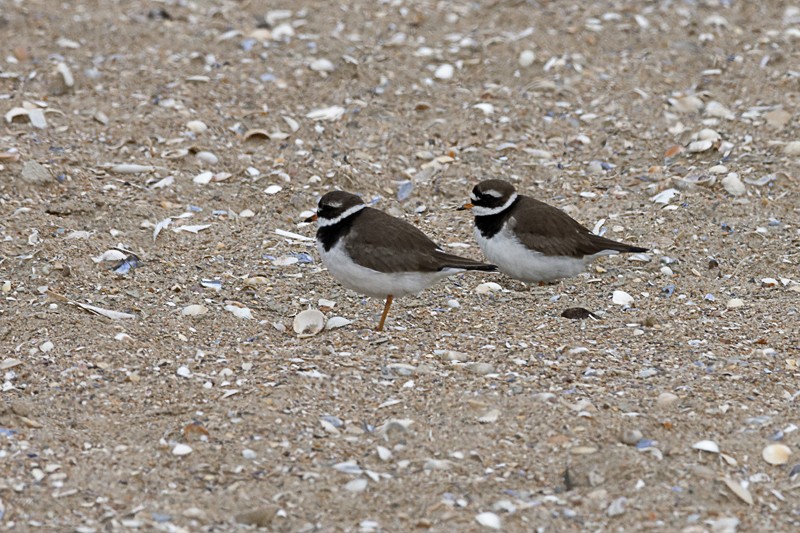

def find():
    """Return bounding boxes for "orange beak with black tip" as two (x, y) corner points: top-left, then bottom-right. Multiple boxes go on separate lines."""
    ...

(304, 213), (318, 223)
(458, 202), (474, 211)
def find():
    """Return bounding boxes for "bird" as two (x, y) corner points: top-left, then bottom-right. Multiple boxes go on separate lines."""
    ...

(459, 179), (647, 283)
(307, 190), (497, 331)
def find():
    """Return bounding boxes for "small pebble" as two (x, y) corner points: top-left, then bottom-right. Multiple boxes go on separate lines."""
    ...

(726, 298), (744, 309)
(468, 363), (495, 375)
(39, 341), (54, 353)
(784, 141), (800, 156)
(620, 429), (643, 446)
(607, 496), (627, 517)
(376, 446), (392, 461)
(656, 392), (679, 408)
(242, 449), (257, 460)
(518, 50), (535, 67)
(344, 478), (368, 492)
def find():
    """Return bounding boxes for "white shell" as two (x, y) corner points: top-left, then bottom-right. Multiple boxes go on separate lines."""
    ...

(434, 63), (454, 80)
(172, 444), (193, 456)
(478, 409), (501, 424)
(721, 173), (746, 196)
(186, 120), (207, 133)
(473, 103), (494, 115)
(305, 105), (345, 121)
(784, 141), (800, 156)
(293, 309), (326, 337)
(309, 58), (335, 72)
(475, 512), (502, 530)
(612, 290), (634, 306)
(475, 282), (503, 294)
(92, 249), (127, 263)
(656, 392), (679, 408)
(762, 444), (791, 465)
(726, 298), (744, 309)
(324, 316), (352, 330)
(696, 128), (721, 142)
(650, 188), (679, 204)
(705, 101), (734, 119)
(195, 151), (218, 165)
(181, 304), (208, 316)
(723, 477), (753, 505)
(692, 439), (720, 453)
(264, 184), (283, 195)
(225, 304), (253, 319)
(376, 446), (392, 461)
(344, 478), (367, 492)
(688, 140), (713, 152)
(193, 171), (214, 184)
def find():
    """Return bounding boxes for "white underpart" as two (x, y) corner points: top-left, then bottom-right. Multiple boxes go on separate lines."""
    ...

(317, 204), (366, 227)
(471, 193), (518, 217)
(318, 239), (464, 298)
(474, 223), (616, 282)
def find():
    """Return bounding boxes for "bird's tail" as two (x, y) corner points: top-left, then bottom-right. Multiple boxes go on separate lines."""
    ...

(434, 251), (498, 272)
(589, 234), (648, 254)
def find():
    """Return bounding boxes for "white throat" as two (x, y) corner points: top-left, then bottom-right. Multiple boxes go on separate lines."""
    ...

(317, 203), (366, 227)
(472, 193), (517, 217)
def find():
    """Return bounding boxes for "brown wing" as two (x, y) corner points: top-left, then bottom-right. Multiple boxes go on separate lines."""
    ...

(346, 208), (495, 273)
(511, 197), (646, 257)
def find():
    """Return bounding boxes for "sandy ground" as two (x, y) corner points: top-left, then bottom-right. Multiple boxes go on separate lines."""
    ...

(1, 0), (799, 531)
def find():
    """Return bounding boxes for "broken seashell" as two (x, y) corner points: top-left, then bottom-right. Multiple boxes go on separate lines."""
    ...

(92, 249), (127, 263)
(181, 304), (208, 316)
(293, 309), (326, 337)
(692, 440), (720, 453)
(723, 477), (753, 505)
(721, 173), (746, 196)
(612, 290), (633, 306)
(324, 316), (351, 330)
(475, 282), (502, 294)
(225, 303), (253, 319)
(305, 106), (345, 121)
(651, 188), (679, 204)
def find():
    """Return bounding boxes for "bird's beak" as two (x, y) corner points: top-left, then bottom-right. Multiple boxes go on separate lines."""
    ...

(304, 213), (318, 223)
(457, 203), (474, 211)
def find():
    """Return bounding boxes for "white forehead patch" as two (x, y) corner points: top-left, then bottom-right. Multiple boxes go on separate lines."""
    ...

(317, 203), (366, 227)
(481, 189), (503, 198)
(472, 193), (517, 217)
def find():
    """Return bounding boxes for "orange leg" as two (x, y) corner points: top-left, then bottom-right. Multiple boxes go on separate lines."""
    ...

(376, 295), (393, 331)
